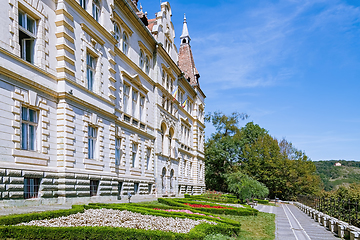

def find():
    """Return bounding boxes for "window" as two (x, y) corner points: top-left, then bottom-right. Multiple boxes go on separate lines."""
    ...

(18, 10), (36, 63)
(132, 90), (138, 117)
(145, 56), (150, 74)
(88, 126), (97, 159)
(161, 124), (166, 153)
(79, 0), (86, 9)
(21, 107), (37, 151)
(118, 182), (123, 199)
(166, 76), (169, 91)
(146, 148), (151, 170)
(86, 53), (96, 91)
(123, 84), (130, 113)
(134, 182), (139, 194)
(92, 0), (100, 22)
(140, 96), (145, 121)
(122, 32), (128, 55)
(148, 184), (152, 194)
(162, 70), (165, 86)
(115, 137), (121, 165)
(24, 178), (40, 199)
(139, 50), (144, 69)
(131, 143), (137, 167)
(170, 79), (173, 93)
(113, 23), (120, 47)
(90, 180), (99, 196)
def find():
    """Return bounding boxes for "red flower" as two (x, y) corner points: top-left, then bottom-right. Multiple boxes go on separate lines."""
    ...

(184, 203), (233, 209)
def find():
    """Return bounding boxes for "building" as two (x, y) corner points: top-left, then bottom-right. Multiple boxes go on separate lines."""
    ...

(0, 0), (205, 207)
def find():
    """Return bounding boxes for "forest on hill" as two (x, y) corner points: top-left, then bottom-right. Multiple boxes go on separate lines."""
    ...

(314, 160), (360, 191)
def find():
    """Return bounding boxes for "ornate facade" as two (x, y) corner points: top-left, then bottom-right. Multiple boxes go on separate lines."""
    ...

(0, 0), (205, 207)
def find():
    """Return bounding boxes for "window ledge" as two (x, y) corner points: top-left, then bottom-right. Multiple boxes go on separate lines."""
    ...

(12, 149), (49, 166)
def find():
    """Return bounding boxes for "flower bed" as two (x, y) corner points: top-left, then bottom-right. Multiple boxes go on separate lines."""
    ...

(153, 208), (221, 219)
(184, 203), (233, 209)
(17, 208), (216, 234)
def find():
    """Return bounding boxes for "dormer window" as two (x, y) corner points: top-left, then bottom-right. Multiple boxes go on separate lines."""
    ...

(92, 0), (100, 22)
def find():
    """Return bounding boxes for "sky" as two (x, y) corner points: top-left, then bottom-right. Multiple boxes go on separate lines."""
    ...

(141, 0), (360, 161)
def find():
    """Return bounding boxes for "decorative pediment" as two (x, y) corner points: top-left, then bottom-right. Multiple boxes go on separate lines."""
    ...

(121, 71), (148, 93)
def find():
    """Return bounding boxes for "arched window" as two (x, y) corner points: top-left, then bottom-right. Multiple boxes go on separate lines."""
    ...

(169, 128), (174, 157)
(145, 56), (150, 74)
(170, 169), (174, 190)
(161, 123), (166, 153)
(139, 50), (144, 69)
(92, 0), (100, 22)
(161, 167), (166, 192)
(122, 32), (128, 55)
(113, 23), (120, 47)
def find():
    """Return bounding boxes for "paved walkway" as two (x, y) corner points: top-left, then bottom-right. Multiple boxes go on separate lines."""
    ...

(255, 203), (340, 240)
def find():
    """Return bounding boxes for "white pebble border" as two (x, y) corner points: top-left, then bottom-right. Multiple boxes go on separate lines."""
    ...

(17, 208), (217, 233)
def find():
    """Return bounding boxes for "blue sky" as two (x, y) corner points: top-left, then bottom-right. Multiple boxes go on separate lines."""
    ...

(141, 0), (360, 161)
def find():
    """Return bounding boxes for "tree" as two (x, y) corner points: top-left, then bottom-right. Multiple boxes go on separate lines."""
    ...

(205, 111), (322, 200)
(225, 171), (269, 201)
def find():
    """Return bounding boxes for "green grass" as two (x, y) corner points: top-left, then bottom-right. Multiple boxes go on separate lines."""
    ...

(219, 212), (275, 240)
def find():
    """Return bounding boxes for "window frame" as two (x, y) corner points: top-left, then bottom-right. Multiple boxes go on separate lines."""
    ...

(24, 177), (41, 199)
(92, 0), (101, 22)
(145, 148), (151, 170)
(145, 56), (150, 74)
(88, 125), (97, 159)
(115, 137), (121, 165)
(113, 23), (121, 47)
(21, 106), (38, 151)
(18, 9), (37, 63)
(131, 143), (137, 168)
(79, 0), (86, 9)
(86, 53), (96, 92)
(139, 50), (145, 69)
(90, 180), (99, 196)
(122, 32), (129, 55)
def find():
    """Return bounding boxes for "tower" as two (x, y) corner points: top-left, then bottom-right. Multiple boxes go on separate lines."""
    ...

(178, 14), (200, 87)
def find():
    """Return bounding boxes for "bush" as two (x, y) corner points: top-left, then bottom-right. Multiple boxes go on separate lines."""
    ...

(185, 194), (191, 198)
(254, 199), (269, 204)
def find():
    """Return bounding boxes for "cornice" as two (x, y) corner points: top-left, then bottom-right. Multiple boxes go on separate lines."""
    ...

(114, 47), (155, 86)
(121, 70), (149, 93)
(64, 0), (117, 46)
(138, 41), (153, 58)
(158, 45), (181, 76)
(114, 0), (157, 48)
(81, 23), (105, 45)
(112, 11), (134, 36)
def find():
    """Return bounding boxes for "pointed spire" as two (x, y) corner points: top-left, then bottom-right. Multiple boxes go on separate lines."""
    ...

(180, 14), (191, 44)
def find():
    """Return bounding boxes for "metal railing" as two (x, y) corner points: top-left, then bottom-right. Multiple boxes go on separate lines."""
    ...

(298, 195), (360, 228)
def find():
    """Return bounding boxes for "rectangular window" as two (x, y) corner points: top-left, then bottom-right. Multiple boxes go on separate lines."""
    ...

(86, 53), (96, 91)
(79, 0), (86, 9)
(148, 184), (152, 194)
(132, 90), (138, 117)
(18, 10), (36, 63)
(123, 84), (130, 113)
(139, 96), (145, 121)
(132, 143), (137, 167)
(146, 148), (151, 170)
(92, 0), (100, 22)
(88, 126), (97, 159)
(134, 182), (139, 194)
(24, 178), (40, 199)
(115, 138), (121, 165)
(90, 180), (99, 196)
(21, 107), (37, 151)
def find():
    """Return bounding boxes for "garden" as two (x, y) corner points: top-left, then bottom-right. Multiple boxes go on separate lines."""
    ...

(0, 194), (275, 239)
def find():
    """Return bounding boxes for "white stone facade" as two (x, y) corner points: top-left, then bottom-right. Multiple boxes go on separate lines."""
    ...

(0, 0), (205, 207)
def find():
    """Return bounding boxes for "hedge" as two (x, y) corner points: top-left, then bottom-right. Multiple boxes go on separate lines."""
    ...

(158, 198), (258, 216)
(254, 199), (269, 204)
(0, 203), (241, 239)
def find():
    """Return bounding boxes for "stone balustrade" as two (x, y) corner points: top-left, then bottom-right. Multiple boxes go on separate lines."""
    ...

(295, 202), (360, 240)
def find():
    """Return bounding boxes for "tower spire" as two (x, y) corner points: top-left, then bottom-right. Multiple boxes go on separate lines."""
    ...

(180, 14), (191, 44)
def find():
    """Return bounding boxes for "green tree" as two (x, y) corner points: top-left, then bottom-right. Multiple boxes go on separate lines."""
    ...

(225, 171), (269, 201)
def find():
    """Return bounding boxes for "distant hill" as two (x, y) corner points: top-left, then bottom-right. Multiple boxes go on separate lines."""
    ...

(314, 160), (360, 191)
